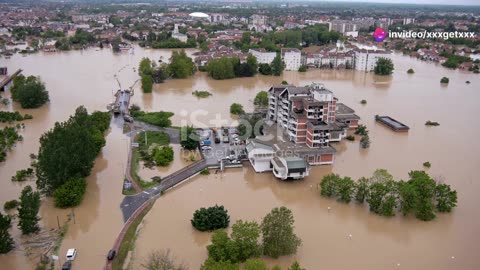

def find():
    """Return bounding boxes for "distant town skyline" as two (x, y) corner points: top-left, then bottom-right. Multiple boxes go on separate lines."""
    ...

(303, 0), (480, 6)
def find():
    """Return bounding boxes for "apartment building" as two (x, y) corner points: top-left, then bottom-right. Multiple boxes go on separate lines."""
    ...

(281, 48), (302, 71)
(266, 83), (360, 165)
(354, 49), (392, 71)
(248, 48), (276, 64)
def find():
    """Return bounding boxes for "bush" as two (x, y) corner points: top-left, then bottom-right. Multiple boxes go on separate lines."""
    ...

(258, 64), (272, 75)
(11, 75), (49, 108)
(360, 135), (371, 149)
(425, 120), (440, 126)
(298, 65), (307, 72)
(53, 178), (87, 208)
(200, 168), (210, 175)
(407, 68), (415, 74)
(191, 205), (230, 231)
(230, 103), (245, 115)
(355, 125), (368, 136)
(360, 99), (367, 105)
(346, 135), (355, 141)
(4, 200), (19, 210)
(423, 161), (431, 168)
(374, 57), (394, 75)
(193, 90), (212, 98)
(141, 75), (153, 93)
(11, 168), (34, 182)
(153, 146), (174, 167)
(440, 77), (449, 84)
(254, 91), (269, 107)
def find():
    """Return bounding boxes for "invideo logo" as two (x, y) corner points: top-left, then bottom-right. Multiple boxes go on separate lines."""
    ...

(374, 28), (387, 42)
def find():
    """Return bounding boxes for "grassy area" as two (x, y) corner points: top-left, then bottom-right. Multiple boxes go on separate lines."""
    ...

(130, 149), (158, 189)
(132, 111), (174, 128)
(135, 131), (170, 148)
(112, 201), (154, 270)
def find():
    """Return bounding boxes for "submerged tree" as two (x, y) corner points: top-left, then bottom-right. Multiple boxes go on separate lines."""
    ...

(18, 185), (41, 234)
(141, 249), (187, 270)
(374, 57), (394, 75)
(261, 207), (301, 258)
(11, 75), (50, 108)
(0, 211), (14, 254)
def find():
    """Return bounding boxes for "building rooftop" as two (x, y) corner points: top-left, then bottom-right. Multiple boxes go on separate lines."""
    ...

(336, 103), (355, 115)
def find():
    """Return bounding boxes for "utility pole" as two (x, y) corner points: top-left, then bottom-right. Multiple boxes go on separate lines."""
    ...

(56, 216), (60, 230)
(71, 208), (76, 224)
(144, 130), (147, 146)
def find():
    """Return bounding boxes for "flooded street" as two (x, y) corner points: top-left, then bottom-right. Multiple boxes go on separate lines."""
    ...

(0, 46), (479, 270)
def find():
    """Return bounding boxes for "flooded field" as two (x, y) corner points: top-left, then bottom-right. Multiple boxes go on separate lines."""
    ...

(0, 46), (479, 270)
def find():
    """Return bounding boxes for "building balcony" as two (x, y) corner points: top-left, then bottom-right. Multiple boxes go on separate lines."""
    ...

(282, 98), (289, 105)
(287, 130), (296, 137)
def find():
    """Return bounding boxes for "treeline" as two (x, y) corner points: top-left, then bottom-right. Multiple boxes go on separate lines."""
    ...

(0, 126), (22, 162)
(138, 50), (196, 92)
(195, 206), (303, 269)
(319, 169), (457, 221)
(234, 24), (343, 53)
(206, 55), (258, 80)
(36, 106), (110, 208)
(0, 111), (33, 123)
(139, 31), (196, 49)
(1, 184), (42, 254)
(55, 29), (96, 50)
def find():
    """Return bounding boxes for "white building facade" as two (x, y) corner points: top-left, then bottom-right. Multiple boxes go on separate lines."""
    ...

(281, 48), (302, 71)
(354, 50), (392, 71)
(248, 49), (276, 64)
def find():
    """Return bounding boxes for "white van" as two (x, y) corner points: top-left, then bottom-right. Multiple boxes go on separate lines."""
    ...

(66, 248), (77, 261)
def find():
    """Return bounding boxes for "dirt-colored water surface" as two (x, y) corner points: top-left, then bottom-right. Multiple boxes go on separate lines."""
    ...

(0, 46), (479, 270)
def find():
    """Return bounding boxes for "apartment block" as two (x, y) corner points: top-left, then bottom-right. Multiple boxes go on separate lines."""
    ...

(281, 48), (302, 71)
(266, 83), (360, 165)
(248, 48), (276, 64)
(354, 49), (392, 71)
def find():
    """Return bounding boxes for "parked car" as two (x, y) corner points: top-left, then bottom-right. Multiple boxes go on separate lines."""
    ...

(201, 146), (212, 150)
(231, 134), (239, 138)
(107, 249), (116, 261)
(66, 248), (77, 261)
(61, 261), (72, 270)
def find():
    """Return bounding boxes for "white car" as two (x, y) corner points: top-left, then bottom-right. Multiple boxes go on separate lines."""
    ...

(66, 248), (77, 261)
(201, 146), (212, 151)
(231, 134), (239, 138)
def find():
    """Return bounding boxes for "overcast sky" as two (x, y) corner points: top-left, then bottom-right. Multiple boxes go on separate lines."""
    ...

(305, 0), (480, 6)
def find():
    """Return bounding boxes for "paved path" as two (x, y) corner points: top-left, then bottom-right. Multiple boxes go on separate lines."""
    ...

(120, 159), (207, 222)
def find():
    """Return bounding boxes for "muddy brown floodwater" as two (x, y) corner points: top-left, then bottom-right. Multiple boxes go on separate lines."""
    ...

(0, 46), (479, 270)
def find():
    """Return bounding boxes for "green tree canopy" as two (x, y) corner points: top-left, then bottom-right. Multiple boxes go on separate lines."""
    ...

(11, 75), (49, 108)
(180, 125), (199, 150)
(191, 205), (230, 232)
(53, 177), (87, 208)
(18, 185), (40, 234)
(230, 103), (245, 115)
(36, 107), (110, 195)
(242, 259), (268, 270)
(169, 50), (196, 79)
(254, 91), (269, 107)
(0, 211), (14, 254)
(271, 53), (285, 76)
(261, 207), (301, 258)
(374, 57), (394, 75)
